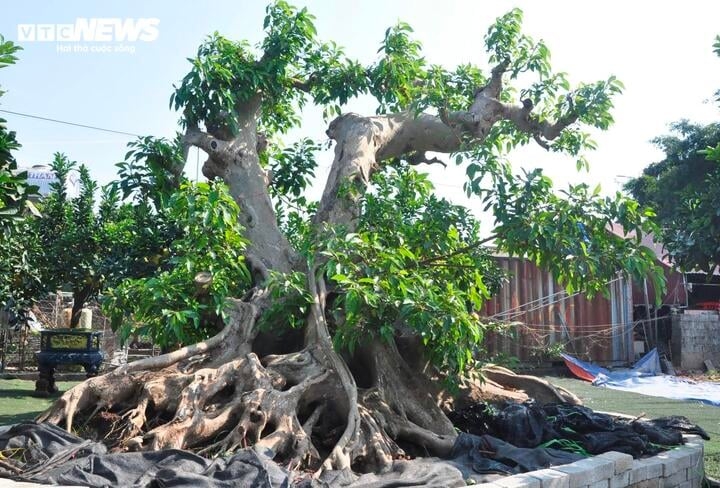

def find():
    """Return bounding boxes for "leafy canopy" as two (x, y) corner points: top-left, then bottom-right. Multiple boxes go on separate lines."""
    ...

(166, 3), (663, 377)
(171, 1), (366, 135)
(0, 35), (36, 227)
(103, 180), (251, 347)
(626, 39), (720, 274)
(0, 36), (40, 309)
(626, 121), (720, 274)
(34, 155), (98, 293)
(322, 166), (505, 375)
(1, 5), (666, 376)
(17, 154), (114, 322)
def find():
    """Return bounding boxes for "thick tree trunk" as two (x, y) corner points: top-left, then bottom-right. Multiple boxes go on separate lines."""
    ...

(69, 286), (92, 328)
(185, 97), (295, 275)
(41, 63), (581, 473)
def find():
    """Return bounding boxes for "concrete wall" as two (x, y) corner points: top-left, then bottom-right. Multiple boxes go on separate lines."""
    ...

(671, 311), (720, 370)
(469, 435), (705, 488)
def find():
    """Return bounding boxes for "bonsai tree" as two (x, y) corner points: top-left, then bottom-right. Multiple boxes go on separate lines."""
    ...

(41, 4), (663, 473)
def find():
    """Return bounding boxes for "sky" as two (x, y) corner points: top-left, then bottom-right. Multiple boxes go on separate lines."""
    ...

(1, 1), (720, 216)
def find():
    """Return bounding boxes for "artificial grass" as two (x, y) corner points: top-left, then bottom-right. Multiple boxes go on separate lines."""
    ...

(544, 375), (720, 480)
(0, 379), (79, 425)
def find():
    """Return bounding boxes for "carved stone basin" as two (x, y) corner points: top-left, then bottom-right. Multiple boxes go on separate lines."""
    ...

(35, 329), (104, 396)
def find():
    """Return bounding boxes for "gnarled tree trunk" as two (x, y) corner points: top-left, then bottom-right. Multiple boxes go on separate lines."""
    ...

(40, 63), (578, 473)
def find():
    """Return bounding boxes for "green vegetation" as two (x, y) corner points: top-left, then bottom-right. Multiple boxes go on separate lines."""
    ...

(2, 4), (665, 375)
(30, 154), (105, 326)
(0, 35), (36, 229)
(0, 35), (40, 309)
(103, 180), (252, 347)
(322, 166), (506, 376)
(626, 35), (720, 275)
(625, 121), (720, 275)
(0, 2), (687, 470)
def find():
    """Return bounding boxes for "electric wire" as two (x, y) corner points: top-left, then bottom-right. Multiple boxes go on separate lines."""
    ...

(0, 109), (142, 138)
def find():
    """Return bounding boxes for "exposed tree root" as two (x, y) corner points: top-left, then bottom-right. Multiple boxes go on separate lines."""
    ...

(38, 296), (463, 473)
(39, 293), (562, 474)
(361, 339), (455, 436)
(481, 365), (582, 405)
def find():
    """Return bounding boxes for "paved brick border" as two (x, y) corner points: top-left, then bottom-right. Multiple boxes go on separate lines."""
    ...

(469, 435), (705, 488)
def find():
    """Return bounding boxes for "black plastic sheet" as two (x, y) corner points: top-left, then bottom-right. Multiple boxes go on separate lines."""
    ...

(0, 422), (594, 487)
(0, 404), (708, 487)
(0, 423), (289, 488)
(448, 401), (707, 458)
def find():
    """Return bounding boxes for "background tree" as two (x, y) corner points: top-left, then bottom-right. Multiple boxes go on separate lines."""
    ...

(625, 36), (720, 275)
(23, 136), (185, 327)
(99, 135), (187, 287)
(0, 35), (41, 310)
(42, 4), (663, 473)
(29, 154), (105, 327)
(0, 35), (33, 228)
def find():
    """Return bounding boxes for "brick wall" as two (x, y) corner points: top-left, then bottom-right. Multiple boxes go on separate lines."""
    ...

(671, 311), (720, 371)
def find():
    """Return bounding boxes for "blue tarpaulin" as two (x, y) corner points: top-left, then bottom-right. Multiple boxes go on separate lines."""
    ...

(561, 349), (720, 407)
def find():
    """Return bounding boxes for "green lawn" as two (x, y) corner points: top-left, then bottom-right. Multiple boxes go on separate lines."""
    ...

(0, 379), (79, 425)
(543, 375), (720, 480)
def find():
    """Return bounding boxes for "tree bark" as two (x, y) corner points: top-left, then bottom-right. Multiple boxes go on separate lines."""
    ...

(70, 285), (92, 328)
(184, 97), (295, 275)
(42, 62), (582, 473)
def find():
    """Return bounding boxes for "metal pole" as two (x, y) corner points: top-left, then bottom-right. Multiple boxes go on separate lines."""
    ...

(0, 329), (6, 373)
(642, 278), (653, 349)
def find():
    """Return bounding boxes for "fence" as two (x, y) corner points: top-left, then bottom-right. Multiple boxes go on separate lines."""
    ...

(482, 256), (635, 366)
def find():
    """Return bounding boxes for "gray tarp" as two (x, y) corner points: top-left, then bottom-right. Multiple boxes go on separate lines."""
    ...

(0, 422), (585, 487)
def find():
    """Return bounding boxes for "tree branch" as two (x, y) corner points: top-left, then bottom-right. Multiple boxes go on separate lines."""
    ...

(483, 57), (511, 99)
(182, 99), (295, 274)
(316, 59), (580, 233)
(439, 59), (511, 140)
(184, 126), (225, 155)
(406, 151), (447, 168)
(245, 253), (270, 285)
(416, 234), (496, 266)
(290, 77), (315, 92)
(502, 96), (579, 148)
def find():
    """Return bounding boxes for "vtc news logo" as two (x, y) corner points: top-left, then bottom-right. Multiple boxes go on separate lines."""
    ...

(17, 18), (160, 43)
